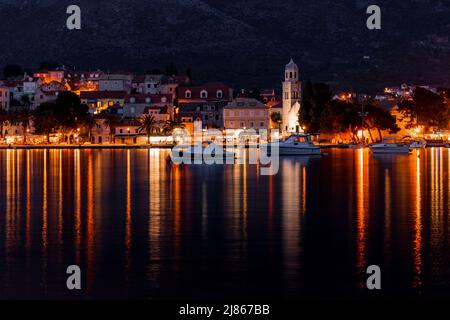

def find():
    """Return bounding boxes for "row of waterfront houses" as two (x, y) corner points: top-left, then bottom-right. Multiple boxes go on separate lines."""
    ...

(1, 59), (445, 145)
(0, 62), (294, 144)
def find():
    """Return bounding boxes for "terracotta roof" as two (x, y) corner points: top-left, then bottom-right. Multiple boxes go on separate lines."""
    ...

(124, 93), (173, 104)
(224, 98), (267, 109)
(162, 75), (190, 85)
(178, 82), (232, 100)
(0, 80), (23, 87)
(80, 91), (126, 99)
(132, 75), (146, 83)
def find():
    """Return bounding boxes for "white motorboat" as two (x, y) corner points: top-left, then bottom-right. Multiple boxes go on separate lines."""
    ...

(370, 138), (411, 154)
(274, 134), (321, 155)
(410, 140), (427, 149)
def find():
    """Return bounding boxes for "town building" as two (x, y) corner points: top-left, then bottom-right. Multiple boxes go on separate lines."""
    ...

(160, 75), (190, 99)
(122, 93), (174, 118)
(142, 106), (171, 132)
(65, 70), (102, 93)
(223, 97), (269, 131)
(89, 117), (112, 144)
(34, 70), (65, 84)
(34, 88), (59, 107)
(0, 86), (10, 110)
(113, 119), (144, 144)
(99, 73), (133, 92)
(80, 90), (127, 114)
(177, 82), (233, 128)
(143, 74), (164, 94)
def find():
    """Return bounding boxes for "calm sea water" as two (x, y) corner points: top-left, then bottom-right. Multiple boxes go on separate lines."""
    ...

(0, 148), (448, 299)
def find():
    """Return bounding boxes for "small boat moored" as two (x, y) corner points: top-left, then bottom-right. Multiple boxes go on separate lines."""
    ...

(410, 140), (427, 149)
(274, 134), (321, 155)
(370, 138), (411, 154)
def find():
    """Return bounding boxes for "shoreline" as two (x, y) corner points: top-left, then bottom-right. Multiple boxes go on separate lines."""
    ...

(0, 144), (448, 150)
(0, 144), (175, 150)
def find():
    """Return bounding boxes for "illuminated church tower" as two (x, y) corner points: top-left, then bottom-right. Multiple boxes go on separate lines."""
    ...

(282, 58), (301, 135)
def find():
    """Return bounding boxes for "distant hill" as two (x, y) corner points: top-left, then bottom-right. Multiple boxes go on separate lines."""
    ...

(1, 0), (450, 91)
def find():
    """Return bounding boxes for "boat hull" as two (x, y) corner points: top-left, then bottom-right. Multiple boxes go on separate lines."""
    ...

(370, 146), (411, 154)
(279, 146), (321, 155)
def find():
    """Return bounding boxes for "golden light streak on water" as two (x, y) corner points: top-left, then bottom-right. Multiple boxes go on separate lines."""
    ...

(242, 157), (248, 242)
(26, 150), (31, 253)
(74, 149), (81, 264)
(232, 158), (242, 244)
(356, 148), (369, 288)
(86, 151), (95, 294)
(57, 150), (63, 256)
(41, 150), (48, 292)
(171, 160), (182, 273)
(125, 149), (132, 286)
(301, 165), (307, 215)
(4, 149), (14, 293)
(147, 149), (163, 285)
(384, 168), (392, 270)
(282, 159), (301, 292)
(413, 150), (423, 288)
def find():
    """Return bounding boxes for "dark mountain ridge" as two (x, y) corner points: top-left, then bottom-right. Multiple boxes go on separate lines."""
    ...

(1, 0), (450, 91)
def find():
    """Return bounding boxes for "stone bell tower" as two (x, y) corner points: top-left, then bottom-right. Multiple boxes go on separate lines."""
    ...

(282, 58), (301, 135)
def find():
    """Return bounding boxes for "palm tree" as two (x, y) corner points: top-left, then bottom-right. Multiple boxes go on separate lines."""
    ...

(104, 115), (121, 144)
(163, 119), (185, 135)
(138, 114), (157, 144)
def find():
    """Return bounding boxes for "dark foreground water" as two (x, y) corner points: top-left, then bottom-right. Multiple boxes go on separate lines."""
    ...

(0, 148), (448, 299)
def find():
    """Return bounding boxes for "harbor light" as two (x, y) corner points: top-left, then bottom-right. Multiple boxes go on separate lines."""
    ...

(357, 130), (363, 138)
